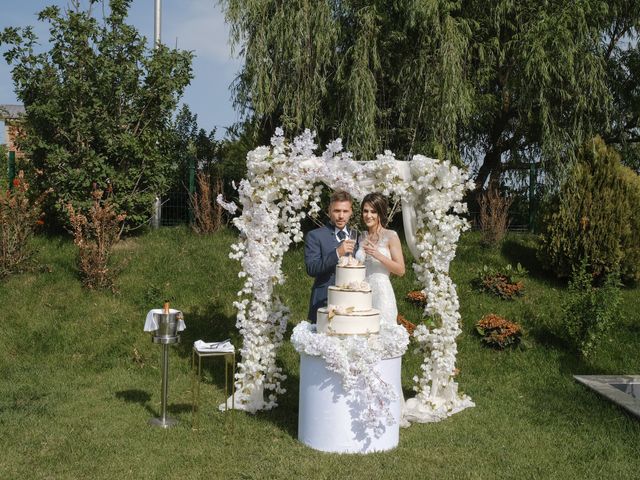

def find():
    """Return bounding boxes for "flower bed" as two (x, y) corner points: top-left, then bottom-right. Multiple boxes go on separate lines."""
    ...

(475, 264), (527, 300)
(475, 314), (523, 349)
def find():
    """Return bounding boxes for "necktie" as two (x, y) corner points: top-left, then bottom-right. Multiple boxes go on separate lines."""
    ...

(337, 230), (346, 241)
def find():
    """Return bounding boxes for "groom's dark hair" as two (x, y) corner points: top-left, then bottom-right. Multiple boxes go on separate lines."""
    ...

(329, 190), (352, 204)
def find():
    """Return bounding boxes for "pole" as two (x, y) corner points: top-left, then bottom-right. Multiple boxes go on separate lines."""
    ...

(151, 0), (162, 228)
(8, 150), (15, 191)
(154, 0), (162, 47)
(160, 343), (169, 423)
(148, 340), (177, 428)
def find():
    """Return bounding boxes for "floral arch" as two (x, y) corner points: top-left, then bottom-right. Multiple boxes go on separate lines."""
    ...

(219, 129), (474, 423)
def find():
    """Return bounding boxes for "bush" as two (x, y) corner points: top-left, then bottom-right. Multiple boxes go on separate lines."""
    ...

(618, 166), (640, 283)
(475, 314), (523, 349)
(66, 189), (126, 290)
(562, 259), (621, 359)
(190, 173), (224, 234)
(538, 136), (640, 283)
(0, 145), (8, 187)
(0, 172), (47, 278)
(396, 314), (416, 335)
(478, 186), (513, 247)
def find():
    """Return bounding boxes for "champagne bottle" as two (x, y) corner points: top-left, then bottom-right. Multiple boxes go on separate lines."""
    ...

(163, 301), (170, 314)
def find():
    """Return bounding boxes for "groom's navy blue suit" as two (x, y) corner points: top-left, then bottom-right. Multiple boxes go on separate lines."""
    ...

(304, 223), (357, 322)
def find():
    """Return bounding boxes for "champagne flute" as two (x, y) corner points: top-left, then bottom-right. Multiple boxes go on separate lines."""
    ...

(349, 227), (359, 246)
(345, 228), (357, 257)
(348, 228), (359, 259)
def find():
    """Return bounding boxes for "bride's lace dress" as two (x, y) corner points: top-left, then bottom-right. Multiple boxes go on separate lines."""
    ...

(355, 229), (398, 326)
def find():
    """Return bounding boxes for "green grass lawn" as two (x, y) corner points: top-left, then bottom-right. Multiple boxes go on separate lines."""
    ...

(1, 227), (639, 479)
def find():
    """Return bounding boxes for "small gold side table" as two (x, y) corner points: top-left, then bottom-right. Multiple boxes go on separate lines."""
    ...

(191, 347), (235, 430)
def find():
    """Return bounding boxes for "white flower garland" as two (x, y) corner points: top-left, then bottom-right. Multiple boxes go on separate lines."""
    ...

(220, 129), (474, 420)
(291, 322), (409, 435)
(401, 156), (476, 422)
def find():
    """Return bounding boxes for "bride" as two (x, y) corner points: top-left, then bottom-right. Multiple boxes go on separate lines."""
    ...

(355, 193), (405, 325)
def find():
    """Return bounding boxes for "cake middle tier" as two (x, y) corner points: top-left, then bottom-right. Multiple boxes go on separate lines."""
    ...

(316, 307), (381, 335)
(327, 286), (372, 311)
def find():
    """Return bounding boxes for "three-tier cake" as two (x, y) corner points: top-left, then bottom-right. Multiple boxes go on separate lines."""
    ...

(316, 257), (381, 335)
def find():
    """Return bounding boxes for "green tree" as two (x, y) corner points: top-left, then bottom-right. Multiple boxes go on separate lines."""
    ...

(223, 0), (470, 161)
(599, 1), (640, 172)
(0, 0), (193, 229)
(169, 104), (221, 181)
(463, 0), (612, 191)
(222, 0), (635, 190)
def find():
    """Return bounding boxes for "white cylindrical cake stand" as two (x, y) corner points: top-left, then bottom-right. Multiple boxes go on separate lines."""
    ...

(298, 352), (402, 454)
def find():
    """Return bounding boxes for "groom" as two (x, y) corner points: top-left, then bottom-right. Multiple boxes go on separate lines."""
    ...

(304, 190), (357, 322)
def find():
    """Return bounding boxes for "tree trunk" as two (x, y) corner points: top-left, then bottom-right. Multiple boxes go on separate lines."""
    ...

(473, 109), (513, 196)
(475, 147), (502, 192)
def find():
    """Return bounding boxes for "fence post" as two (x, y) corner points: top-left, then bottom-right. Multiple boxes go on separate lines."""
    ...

(151, 196), (161, 228)
(188, 155), (196, 224)
(8, 150), (16, 191)
(529, 161), (536, 232)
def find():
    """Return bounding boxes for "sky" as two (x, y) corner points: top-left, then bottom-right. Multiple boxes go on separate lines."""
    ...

(0, 0), (241, 139)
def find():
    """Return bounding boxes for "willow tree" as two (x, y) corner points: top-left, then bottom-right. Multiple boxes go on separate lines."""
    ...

(222, 0), (630, 187)
(223, 0), (471, 161)
(600, 1), (640, 171)
(463, 0), (615, 191)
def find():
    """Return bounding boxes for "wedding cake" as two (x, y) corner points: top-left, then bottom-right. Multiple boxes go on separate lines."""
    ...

(316, 256), (381, 335)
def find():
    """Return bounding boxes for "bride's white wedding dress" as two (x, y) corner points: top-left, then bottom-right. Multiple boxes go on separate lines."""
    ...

(355, 229), (398, 326)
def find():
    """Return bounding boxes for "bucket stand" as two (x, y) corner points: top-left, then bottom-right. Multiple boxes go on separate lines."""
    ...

(148, 310), (182, 428)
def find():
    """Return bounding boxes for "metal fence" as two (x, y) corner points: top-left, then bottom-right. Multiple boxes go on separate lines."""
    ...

(467, 211), (532, 233)
(158, 156), (196, 227)
(160, 189), (192, 226)
(4, 149), (541, 232)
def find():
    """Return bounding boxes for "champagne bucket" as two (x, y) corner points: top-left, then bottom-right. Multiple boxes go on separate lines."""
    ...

(153, 311), (182, 339)
(148, 306), (184, 428)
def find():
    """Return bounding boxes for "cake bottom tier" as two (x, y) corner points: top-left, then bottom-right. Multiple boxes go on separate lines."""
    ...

(316, 307), (380, 335)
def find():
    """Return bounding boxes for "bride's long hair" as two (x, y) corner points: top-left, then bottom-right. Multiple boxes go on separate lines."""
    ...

(361, 193), (389, 229)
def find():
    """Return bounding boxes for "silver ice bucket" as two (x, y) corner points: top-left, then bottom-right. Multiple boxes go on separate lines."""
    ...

(153, 310), (182, 339)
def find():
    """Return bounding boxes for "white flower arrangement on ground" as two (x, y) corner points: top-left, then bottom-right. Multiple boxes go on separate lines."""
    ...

(218, 129), (474, 421)
(291, 321), (409, 435)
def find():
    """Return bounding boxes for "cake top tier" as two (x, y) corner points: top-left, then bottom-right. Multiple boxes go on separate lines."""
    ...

(335, 262), (366, 287)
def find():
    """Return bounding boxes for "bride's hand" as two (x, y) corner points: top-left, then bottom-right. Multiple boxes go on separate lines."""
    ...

(363, 239), (378, 258)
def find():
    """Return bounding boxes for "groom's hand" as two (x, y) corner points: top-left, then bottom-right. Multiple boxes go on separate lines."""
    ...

(337, 239), (355, 257)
